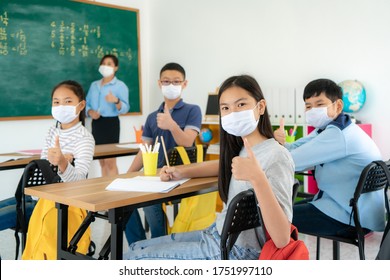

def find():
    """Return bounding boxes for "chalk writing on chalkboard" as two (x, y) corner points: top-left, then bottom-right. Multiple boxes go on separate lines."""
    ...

(0, 15), (135, 61)
(0, 11), (27, 56)
(0, 0), (141, 119)
(49, 21), (134, 61)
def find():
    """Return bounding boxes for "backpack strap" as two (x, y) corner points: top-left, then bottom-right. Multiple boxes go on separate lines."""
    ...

(196, 144), (204, 163)
(175, 145), (204, 165)
(175, 146), (191, 165)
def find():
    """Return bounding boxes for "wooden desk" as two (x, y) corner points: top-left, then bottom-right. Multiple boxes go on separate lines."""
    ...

(24, 172), (218, 260)
(0, 143), (139, 171)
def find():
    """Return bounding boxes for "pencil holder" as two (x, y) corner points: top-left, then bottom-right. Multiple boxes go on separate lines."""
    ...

(135, 130), (143, 143)
(285, 135), (296, 143)
(142, 152), (158, 176)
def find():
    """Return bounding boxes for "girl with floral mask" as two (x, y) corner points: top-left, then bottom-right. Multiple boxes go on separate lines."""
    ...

(86, 54), (130, 177)
(124, 75), (295, 260)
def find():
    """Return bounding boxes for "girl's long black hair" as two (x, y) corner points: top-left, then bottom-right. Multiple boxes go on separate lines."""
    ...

(217, 75), (274, 203)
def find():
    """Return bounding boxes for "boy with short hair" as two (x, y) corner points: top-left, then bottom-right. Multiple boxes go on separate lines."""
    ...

(274, 78), (385, 237)
(125, 62), (202, 245)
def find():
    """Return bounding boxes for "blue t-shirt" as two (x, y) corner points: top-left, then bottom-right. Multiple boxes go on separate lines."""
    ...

(86, 77), (130, 117)
(286, 113), (384, 231)
(143, 99), (202, 167)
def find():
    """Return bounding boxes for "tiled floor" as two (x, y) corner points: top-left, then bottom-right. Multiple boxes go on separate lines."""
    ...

(0, 211), (384, 260)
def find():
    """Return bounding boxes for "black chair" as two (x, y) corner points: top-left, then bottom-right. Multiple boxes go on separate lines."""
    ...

(220, 180), (300, 260)
(376, 209), (390, 259)
(13, 159), (96, 259)
(298, 160), (390, 260)
(13, 160), (60, 259)
(292, 178), (300, 203)
(220, 189), (264, 260)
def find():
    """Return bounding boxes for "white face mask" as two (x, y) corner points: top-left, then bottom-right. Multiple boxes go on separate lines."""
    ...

(221, 104), (259, 137)
(305, 104), (334, 128)
(99, 65), (115, 78)
(162, 85), (182, 100)
(51, 103), (80, 124)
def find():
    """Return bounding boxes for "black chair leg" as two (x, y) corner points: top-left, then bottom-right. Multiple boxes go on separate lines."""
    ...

(332, 240), (340, 260)
(358, 239), (365, 260)
(316, 237), (321, 260)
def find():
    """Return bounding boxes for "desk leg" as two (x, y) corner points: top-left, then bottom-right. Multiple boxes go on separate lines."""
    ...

(108, 207), (129, 260)
(56, 203), (69, 260)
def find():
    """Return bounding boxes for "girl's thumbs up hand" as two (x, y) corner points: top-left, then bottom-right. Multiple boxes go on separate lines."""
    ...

(47, 136), (67, 170)
(231, 138), (262, 182)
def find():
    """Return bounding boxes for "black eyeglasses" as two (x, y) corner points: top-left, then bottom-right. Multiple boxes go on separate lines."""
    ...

(160, 80), (184, 86)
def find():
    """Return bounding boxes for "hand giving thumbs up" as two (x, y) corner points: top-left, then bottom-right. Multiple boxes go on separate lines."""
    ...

(231, 138), (262, 182)
(156, 103), (175, 130)
(47, 136), (66, 168)
(273, 117), (286, 145)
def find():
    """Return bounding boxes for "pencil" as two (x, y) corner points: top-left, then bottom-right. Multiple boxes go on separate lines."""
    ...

(160, 135), (170, 167)
(291, 124), (297, 136)
(154, 136), (159, 148)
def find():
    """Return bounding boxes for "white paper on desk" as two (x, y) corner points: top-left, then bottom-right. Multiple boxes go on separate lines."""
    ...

(105, 176), (190, 193)
(0, 155), (32, 163)
(17, 149), (42, 155)
(116, 143), (140, 149)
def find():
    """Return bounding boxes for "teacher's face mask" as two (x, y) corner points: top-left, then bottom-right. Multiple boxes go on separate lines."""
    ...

(99, 65), (115, 78)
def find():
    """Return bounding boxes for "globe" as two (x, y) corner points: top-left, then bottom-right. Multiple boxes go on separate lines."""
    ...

(338, 80), (366, 113)
(199, 128), (213, 143)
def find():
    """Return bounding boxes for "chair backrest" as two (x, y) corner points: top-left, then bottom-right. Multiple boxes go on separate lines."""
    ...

(350, 160), (390, 232)
(354, 160), (389, 197)
(292, 178), (300, 203)
(166, 144), (207, 166)
(373, 160), (390, 260)
(220, 189), (264, 260)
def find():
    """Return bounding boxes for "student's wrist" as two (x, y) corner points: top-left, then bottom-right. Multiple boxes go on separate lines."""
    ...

(115, 98), (120, 104)
(169, 122), (180, 132)
(58, 158), (69, 174)
(250, 168), (266, 186)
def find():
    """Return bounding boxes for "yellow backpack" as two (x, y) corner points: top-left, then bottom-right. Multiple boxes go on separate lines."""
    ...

(165, 145), (218, 234)
(22, 198), (91, 260)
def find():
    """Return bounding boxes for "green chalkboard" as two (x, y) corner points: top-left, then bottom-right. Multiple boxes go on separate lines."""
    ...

(0, 0), (141, 119)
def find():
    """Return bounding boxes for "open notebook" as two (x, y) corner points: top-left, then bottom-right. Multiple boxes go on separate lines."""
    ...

(105, 176), (190, 193)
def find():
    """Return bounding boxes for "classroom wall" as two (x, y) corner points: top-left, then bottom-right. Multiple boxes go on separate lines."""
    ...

(148, 0), (390, 158)
(1, 0), (390, 198)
